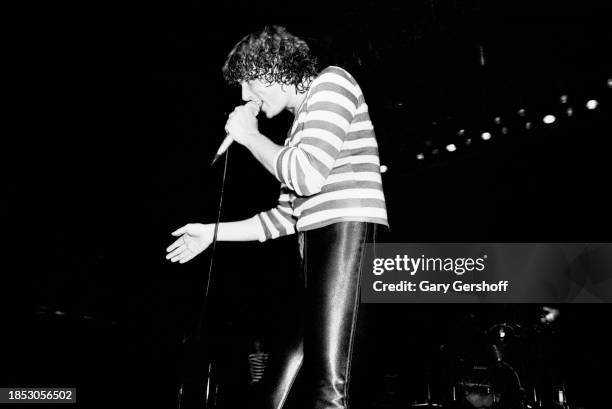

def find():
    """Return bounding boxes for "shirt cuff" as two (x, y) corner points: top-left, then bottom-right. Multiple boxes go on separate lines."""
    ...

(251, 215), (267, 242)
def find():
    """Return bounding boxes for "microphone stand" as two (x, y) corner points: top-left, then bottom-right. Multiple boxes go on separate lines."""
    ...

(177, 149), (231, 409)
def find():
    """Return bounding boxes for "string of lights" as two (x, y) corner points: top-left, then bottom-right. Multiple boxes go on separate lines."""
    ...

(379, 76), (610, 174)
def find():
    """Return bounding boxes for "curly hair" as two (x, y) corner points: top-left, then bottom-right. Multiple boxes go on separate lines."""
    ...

(222, 26), (319, 93)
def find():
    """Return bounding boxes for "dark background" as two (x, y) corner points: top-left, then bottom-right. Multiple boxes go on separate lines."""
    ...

(5, 0), (612, 408)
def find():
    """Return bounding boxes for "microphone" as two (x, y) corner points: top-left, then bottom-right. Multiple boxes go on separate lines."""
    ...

(211, 101), (261, 166)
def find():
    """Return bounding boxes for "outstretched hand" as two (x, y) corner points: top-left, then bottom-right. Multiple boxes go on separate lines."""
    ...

(166, 223), (213, 264)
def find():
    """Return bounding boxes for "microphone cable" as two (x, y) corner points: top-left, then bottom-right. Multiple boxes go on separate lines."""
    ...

(197, 147), (230, 335)
(177, 148), (230, 409)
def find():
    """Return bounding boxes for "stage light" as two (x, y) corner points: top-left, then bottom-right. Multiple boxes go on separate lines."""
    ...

(457, 129), (465, 136)
(417, 153), (425, 160)
(432, 148), (440, 155)
(494, 116), (501, 124)
(608, 78), (612, 88)
(481, 132), (491, 140)
(380, 165), (388, 173)
(586, 99), (598, 110)
(543, 115), (556, 124)
(560, 95), (568, 103)
(465, 138), (472, 145)
(501, 127), (509, 135)
(446, 144), (457, 152)
(517, 108), (526, 117)
(566, 107), (574, 116)
(525, 122), (532, 130)
(540, 306), (560, 323)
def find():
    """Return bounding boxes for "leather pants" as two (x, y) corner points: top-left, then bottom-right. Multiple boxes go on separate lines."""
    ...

(259, 222), (376, 409)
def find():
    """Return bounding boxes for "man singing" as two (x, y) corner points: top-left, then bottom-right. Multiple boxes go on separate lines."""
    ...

(166, 25), (388, 409)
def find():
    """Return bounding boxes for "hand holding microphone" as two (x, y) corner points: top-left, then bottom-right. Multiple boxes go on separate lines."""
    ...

(211, 100), (262, 166)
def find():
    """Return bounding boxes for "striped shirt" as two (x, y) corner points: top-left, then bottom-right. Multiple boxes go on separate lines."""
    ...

(254, 66), (388, 242)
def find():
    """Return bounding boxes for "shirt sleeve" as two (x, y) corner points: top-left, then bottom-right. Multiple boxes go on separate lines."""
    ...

(253, 186), (297, 242)
(274, 68), (359, 196)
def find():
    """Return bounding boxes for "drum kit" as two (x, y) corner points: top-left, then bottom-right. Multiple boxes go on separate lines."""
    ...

(405, 306), (572, 409)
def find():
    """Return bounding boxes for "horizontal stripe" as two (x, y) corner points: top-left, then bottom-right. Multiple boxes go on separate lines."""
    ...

(348, 121), (374, 132)
(303, 120), (346, 140)
(308, 90), (357, 115)
(325, 171), (382, 185)
(295, 188), (385, 215)
(309, 101), (353, 123)
(312, 80), (358, 105)
(297, 207), (388, 228)
(354, 112), (370, 122)
(337, 146), (379, 158)
(330, 162), (381, 174)
(299, 128), (343, 150)
(345, 129), (375, 141)
(305, 110), (350, 131)
(335, 155), (380, 166)
(306, 198), (387, 215)
(315, 71), (359, 96)
(321, 180), (383, 193)
(343, 137), (378, 150)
